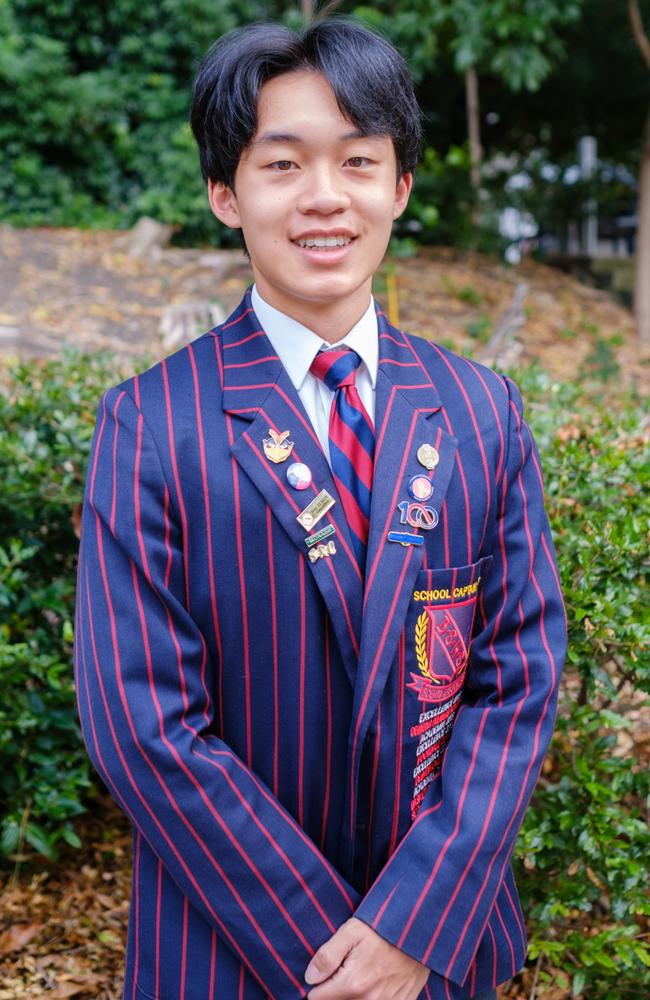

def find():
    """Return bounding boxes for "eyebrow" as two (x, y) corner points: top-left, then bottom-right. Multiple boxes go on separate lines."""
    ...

(252, 129), (384, 146)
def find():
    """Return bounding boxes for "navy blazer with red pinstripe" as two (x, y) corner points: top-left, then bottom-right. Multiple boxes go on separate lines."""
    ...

(74, 285), (566, 1000)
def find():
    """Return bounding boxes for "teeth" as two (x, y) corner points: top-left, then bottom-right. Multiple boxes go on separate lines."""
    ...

(296, 236), (352, 248)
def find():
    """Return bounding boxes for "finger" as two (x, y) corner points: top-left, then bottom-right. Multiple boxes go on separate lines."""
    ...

(306, 961), (358, 1000)
(304, 920), (357, 986)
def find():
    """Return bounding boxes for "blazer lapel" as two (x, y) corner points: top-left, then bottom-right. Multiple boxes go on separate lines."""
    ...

(220, 289), (363, 685)
(345, 306), (458, 840)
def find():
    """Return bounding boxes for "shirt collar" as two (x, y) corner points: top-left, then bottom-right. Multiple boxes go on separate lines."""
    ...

(251, 283), (378, 391)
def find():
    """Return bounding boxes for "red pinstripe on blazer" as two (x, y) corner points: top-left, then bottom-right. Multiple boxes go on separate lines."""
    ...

(74, 286), (566, 999)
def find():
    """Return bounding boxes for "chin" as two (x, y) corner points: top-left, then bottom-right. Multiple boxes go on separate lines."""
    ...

(299, 273), (367, 297)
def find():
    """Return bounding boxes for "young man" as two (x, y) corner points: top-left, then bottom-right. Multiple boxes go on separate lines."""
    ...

(74, 18), (566, 1000)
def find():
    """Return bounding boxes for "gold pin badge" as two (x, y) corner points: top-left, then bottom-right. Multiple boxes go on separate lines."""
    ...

(308, 540), (337, 563)
(417, 443), (439, 470)
(263, 428), (294, 463)
(297, 489), (335, 531)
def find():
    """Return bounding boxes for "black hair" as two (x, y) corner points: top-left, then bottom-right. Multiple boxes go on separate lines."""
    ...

(190, 17), (423, 196)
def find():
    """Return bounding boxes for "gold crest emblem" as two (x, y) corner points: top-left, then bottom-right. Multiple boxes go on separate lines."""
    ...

(263, 428), (294, 463)
(415, 610), (437, 682)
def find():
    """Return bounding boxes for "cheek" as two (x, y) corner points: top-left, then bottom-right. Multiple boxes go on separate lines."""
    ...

(360, 189), (403, 227)
(244, 195), (290, 237)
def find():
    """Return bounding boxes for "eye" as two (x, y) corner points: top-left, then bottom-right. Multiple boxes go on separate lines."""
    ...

(347, 156), (372, 167)
(269, 160), (295, 171)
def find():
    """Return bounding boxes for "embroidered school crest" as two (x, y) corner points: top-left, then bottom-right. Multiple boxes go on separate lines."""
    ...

(408, 596), (477, 820)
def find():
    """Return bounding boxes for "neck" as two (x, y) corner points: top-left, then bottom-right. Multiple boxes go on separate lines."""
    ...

(252, 279), (372, 343)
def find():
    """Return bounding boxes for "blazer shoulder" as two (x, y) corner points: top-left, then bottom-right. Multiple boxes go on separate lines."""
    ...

(403, 329), (514, 429)
(106, 328), (224, 418)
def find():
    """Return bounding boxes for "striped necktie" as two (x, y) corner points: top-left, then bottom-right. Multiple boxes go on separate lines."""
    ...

(310, 348), (375, 570)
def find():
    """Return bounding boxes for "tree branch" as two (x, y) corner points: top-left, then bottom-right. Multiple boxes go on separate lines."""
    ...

(528, 951), (543, 1000)
(629, 0), (650, 73)
(318, 0), (343, 17)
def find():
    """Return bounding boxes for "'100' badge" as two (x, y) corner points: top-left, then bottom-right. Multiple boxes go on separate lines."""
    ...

(397, 500), (438, 531)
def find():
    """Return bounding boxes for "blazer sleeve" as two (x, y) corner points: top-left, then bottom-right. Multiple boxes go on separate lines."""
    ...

(353, 375), (567, 987)
(74, 386), (360, 1000)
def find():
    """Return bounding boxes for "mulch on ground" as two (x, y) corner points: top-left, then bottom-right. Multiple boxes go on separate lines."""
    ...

(0, 795), (131, 999)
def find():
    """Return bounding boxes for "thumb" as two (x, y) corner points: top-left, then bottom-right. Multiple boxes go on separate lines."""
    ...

(304, 921), (356, 986)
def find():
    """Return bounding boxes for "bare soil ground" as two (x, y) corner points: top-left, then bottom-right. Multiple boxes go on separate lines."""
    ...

(1, 226), (647, 395)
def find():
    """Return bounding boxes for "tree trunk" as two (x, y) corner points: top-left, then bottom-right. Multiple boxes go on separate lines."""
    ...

(302, 0), (315, 24)
(634, 107), (650, 346)
(465, 65), (482, 192)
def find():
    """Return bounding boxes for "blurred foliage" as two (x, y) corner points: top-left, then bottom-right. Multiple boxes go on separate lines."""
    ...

(478, 149), (636, 255)
(0, 350), (141, 861)
(510, 366), (650, 996)
(355, 0), (582, 92)
(397, 145), (478, 249)
(0, 347), (648, 994)
(0, 0), (242, 234)
(2, 0), (645, 250)
(487, 0), (650, 166)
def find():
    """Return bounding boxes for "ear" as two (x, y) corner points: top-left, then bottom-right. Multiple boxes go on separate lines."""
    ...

(393, 171), (413, 220)
(207, 179), (242, 229)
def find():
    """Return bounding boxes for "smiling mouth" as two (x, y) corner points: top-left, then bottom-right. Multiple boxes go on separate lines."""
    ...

(293, 236), (356, 248)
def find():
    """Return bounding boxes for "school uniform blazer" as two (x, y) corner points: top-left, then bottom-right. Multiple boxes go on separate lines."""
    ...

(74, 285), (566, 1000)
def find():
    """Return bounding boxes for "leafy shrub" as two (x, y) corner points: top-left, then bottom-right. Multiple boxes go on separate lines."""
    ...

(0, 350), (133, 860)
(0, 627), (91, 859)
(0, 0), (240, 237)
(0, 352), (647, 996)
(395, 145), (480, 249)
(510, 368), (650, 996)
(0, 0), (498, 249)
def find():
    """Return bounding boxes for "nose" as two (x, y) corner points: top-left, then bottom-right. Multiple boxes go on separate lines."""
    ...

(296, 161), (351, 215)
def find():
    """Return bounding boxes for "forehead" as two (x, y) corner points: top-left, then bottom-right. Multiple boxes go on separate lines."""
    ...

(250, 69), (390, 150)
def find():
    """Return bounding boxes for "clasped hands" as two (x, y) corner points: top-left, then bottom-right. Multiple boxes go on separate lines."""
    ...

(304, 917), (430, 999)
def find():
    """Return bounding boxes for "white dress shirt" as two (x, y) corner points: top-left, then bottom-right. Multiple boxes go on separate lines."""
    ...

(251, 283), (378, 467)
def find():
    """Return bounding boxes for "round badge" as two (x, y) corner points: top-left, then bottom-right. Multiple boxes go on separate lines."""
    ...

(417, 443), (440, 471)
(408, 474), (433, 502)
(286, 462), (313, 491)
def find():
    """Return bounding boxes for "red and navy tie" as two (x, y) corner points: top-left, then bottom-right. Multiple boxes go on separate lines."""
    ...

(310, 348), (375, 569)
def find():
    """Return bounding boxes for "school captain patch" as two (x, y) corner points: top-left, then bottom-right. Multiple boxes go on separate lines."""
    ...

(408, 595), (478, 820)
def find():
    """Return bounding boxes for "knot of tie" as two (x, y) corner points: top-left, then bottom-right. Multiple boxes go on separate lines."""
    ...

(310, 348), (362, 393)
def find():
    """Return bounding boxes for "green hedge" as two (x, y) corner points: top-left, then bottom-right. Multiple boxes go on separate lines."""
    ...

(0, 350), (648, 995)
(508, 368), (650, 997)
(0, 1), (483, 248)
(0, 352), (131, 857)
(0, 0), (238, 237)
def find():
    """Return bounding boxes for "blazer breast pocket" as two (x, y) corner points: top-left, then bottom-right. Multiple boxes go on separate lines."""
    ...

(403, 556), (492, 820)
